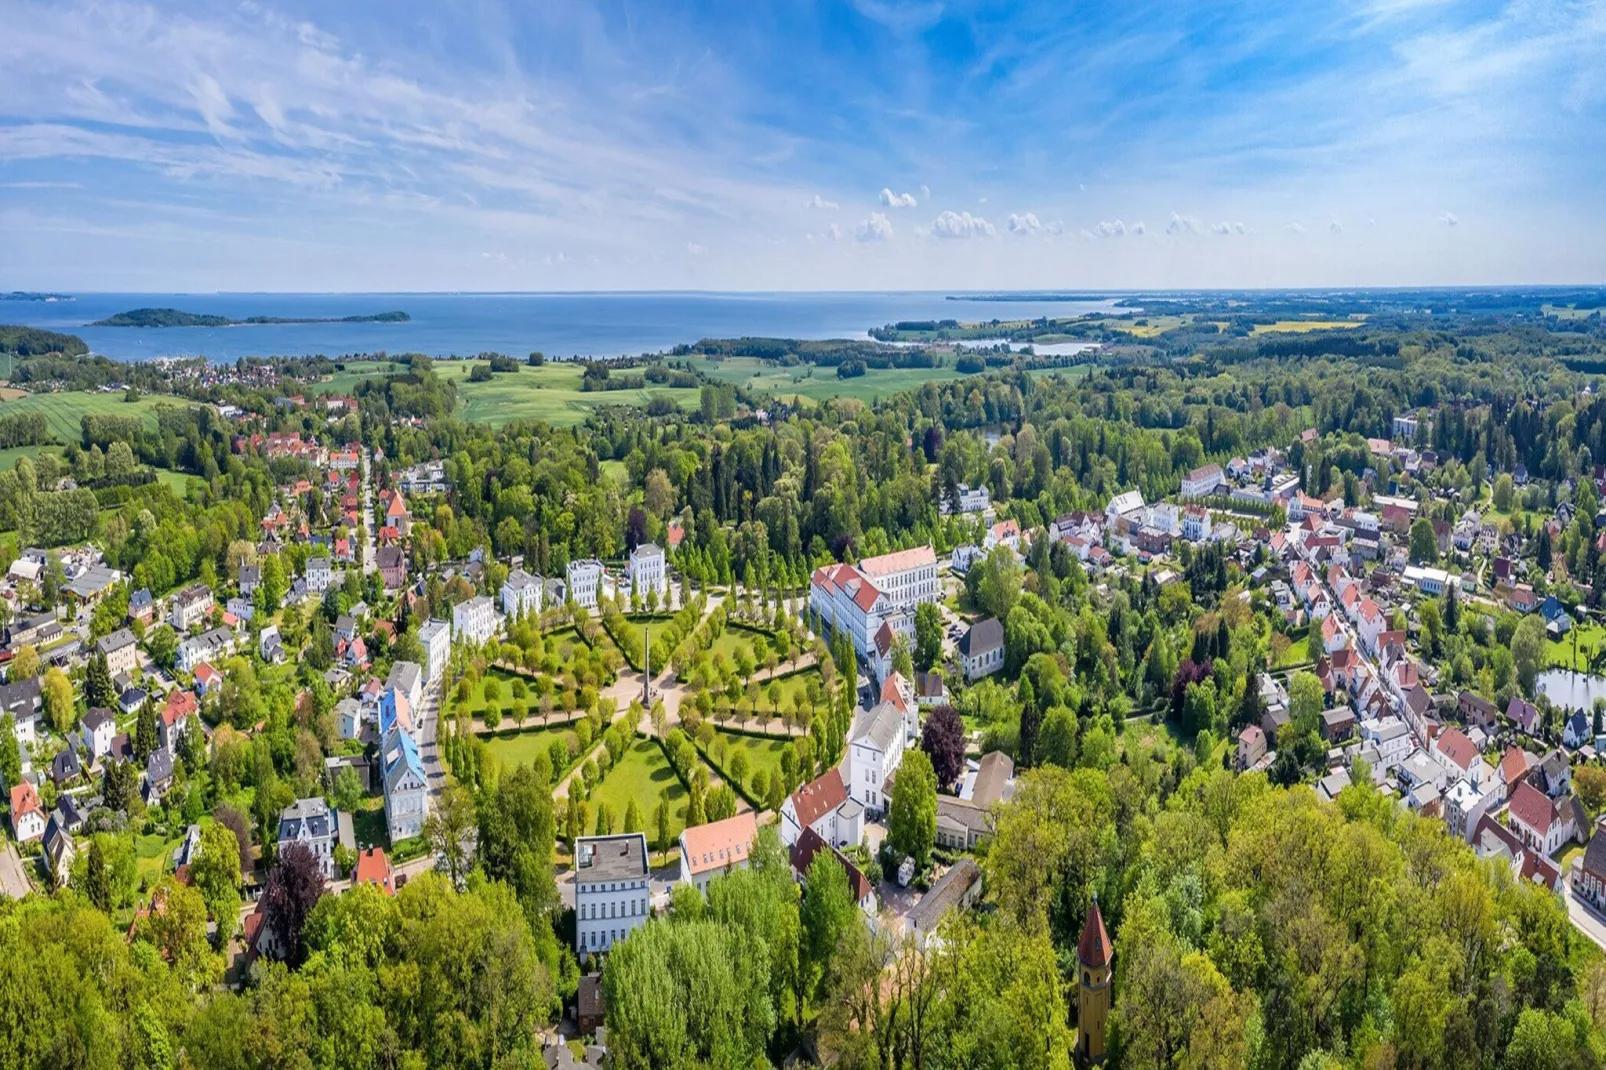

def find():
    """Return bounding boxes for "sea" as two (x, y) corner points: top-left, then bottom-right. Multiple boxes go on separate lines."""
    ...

(2, 292), (1120, 363)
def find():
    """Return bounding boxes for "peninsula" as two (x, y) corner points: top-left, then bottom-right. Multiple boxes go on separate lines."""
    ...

(90, 307), (410, 328)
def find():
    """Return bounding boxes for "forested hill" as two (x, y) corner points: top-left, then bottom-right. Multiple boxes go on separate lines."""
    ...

(0, 324), (89, 356)
(90, 308), (411, 327)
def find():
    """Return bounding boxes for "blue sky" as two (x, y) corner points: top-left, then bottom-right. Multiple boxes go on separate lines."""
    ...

(1, 0), (1603, 291)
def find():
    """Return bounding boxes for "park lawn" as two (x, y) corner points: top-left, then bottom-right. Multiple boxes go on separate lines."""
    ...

(1546, 621), (1606, 672)
(588, 739), (690, 839)
(0, 389), (193, 444)
(428, 362), (701, 428)
(483, 723), (582, 773)
(1119, 717), (1185, 758)
(682, 355), (970, 406)
(709, 623), (781, 665)
(309, 361), (408, 395)
(763, 666), (825, 712)
(709, 729), (791, 792)
(154, 467), (197, 495)
(461, 668), (536, 715)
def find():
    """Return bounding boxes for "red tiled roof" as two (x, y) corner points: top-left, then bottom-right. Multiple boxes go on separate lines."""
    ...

(10, 782), (41, 819)
(789, 768), (848, 830)
(680, 812), (757, 877)
(1500, 747), (1534, 786)
(1078, 897), (1112, 968)
(163, 689), (199, 726)
(1508, 781), (1554, 835)
(1435, 727), (1477, 772)
(355, 848), (395, 894)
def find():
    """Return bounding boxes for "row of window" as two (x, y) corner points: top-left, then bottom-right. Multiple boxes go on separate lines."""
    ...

(581, 898), (645, 920)
(585, 926), (635, 949)
(578, 879), (646, 895)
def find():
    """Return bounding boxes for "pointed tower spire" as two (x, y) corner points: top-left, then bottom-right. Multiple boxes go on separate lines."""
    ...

(1078, 892), (1112, 969)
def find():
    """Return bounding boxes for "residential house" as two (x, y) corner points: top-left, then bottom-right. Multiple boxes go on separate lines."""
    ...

(354, 847), (396, 895)
(143, 747), (175, 803)
(566, 559), (605, 609)
(176, 627), (235, 672)
(1565, 711), (1593, 750)
(161, 690), (198, 752)
(790, 827), (878, 916)
(1507, 780), (1587, 857)
(9, 782), (45, 841)
(573, 833), (651, 956)
(678, 811), (758, 893)
(1181, 463), (1225, 498)
(0, 678), (42, 749)
(277, 797), (340, 880)
(381, 726), (430, 842)
(306, 557), (332, 593)
(127, 588), (155, 624)
(848, 702), (908, 815)
(1105, 490), (1145, 522)
(935, 752), (1014, 851)
(501, 569), (544, 619)
(82, 707), (116, 761)
(97, 628), (138, 676)
(940, 483), (992, 515)
(1319, 707), (1356, 743)
(419, 619), (451, 683)
(627, 543), (668, 601)
(1237, 725), (1267, 770)
(169, 584), (213, 630)
(958, 617), (1005, 681)
(779, 767), (863, 849)
(42, 812), (74, 886)
(1507, 697), (1542, 737)
(387, 661), (424, 713)
(452, 596), (498, 646)
(909, 859), (983, 945)
(1459, 691), (1499, 731)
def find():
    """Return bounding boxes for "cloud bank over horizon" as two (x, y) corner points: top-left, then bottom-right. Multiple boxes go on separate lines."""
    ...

(0, 0), (1603, 291)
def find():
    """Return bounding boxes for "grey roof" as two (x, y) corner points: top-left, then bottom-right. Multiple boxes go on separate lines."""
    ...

(387, 660), (422, 695)
(910, 858), (981, 932)
(98, 628), (136, 654)
(278, 797), (335, 844)
(958, 617), (1004, 657)
(65, 565), (119, 598)
(238, 566), (260, 584)
(850, 702), (904, 752)
(129, 588), (153, 609)
(83, 707), (115, 732)
(307, 557), (330, 570)
(52, 748), (81, 783)
(0, 677), (41, 719)
(504, 568), (537, 590)
(574, 833), (649, 881)
(145, 747), (174, 784)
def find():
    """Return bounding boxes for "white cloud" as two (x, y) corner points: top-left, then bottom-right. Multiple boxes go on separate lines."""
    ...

(807, 193), (838, 210)
(919, 184), (930, 199)
(1234, 222), (1246, 235)
(1044, 219), (1064, 236)
(1096, 219), (1127, 238)
(855, 212), (894, 242)
(879, 188), (917, 208)
(1131, 221), (1146, 236)
(1329, 220), (1344, 233)
(686, 242), (705, 255)
(828, 222), (841, 241)
(1166, 213), (1204, 236)
(1211, 221), (1231, 235)
(1440, 211), (1460, 226)
(1007, 212), (1042, 235)
(1284, 222), (1306, 233)
(931, 210), (996, 239)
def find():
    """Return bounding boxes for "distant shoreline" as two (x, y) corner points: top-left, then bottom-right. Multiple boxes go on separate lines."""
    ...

(90, 307), (411, 328)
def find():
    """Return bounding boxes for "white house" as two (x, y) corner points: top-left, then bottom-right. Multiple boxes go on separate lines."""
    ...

(958, 618), (1005, 681)
(848, 702), (908, 815)
(779, 767), (863, 849)
(176, 626), (235, 673)
(1106, 490), (1145, 522)
(678, 811), (757, 893)
(856, 546), (939, 609)
(1182, 505), (1209, 542)
(1507, 780), (1585, 857)
(81, 707), (117, 761)
(573, 833), (651, 957)
(1181, 463), (1225, 498)
(627, 543), (668, 602)
(386, 661), (424, 714)
(418, 619), (451, 683)
(810, 563), (909, 665)
(1359, 718), (1413, 771)
(97, 628), (139, 677)
(567, 559), (604, 610)
(452, 596), (498, 646)
(169, 584), (213, 630)
(8, 782), (45, 842)
(277, 797), (340, 880)
(940, 483), (992, 516)
(381, 726), (430, 842)
(500, 569), (544, 620)
(306, 557), (332, 593)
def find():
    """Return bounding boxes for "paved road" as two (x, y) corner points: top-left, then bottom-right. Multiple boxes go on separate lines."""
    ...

(361, 448), (376, 576)
(0, 842), (33, 899)
(417, 673), (447, 799)
(1567, 886), (1606, 952)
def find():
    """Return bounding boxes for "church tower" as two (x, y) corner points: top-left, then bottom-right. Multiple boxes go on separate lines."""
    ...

(1076, 894), (1113, 1065)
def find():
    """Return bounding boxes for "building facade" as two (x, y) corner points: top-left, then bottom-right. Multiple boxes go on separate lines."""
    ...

(451, 596), (498, 646)
(573, 833), (651, 957)
(567, 559), (604, 609)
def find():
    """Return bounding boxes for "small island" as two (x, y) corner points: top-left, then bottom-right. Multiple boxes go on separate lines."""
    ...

(91, 307), (410, 328)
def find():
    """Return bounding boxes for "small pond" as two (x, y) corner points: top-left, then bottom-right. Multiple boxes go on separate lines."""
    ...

(1535, 669), (1606, 711)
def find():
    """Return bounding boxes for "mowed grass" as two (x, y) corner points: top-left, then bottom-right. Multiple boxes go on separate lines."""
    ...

(482, 723), (581, 773)
(310, 361), (408, 395)
(0, 390), (190, 444)
(438, 362), (700, 428)
(0, 443), (63, 469)
(684, 356), (971, 405)
(709, 729), (792, 789)
(589, 739), (690, 838)
(1546, 621), (1606, 672)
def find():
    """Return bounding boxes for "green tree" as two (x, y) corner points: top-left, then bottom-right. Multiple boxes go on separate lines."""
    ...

(145, 624), (178, 668)
(914, 602), (943, 671)
(85, 651), (113, 709)
(0, 714), (20, 788)
(800, 849), (858, 999)
(887, 749), (937, 871)
(1512, 614), (1548, 696)
(9, 644), (39, 681)
(190, 823), (244, 946)
(41, 666), (74, 735)
(84, 838), (113, 914)
(1408, 517), (1438, 564)
(1493, 472), (1515, 512)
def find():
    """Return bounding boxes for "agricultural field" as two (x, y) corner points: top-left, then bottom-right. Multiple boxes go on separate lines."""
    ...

(684, 355), (971, 405)
(482, 723), (582, 774)
(309, 361), (407, 395)
(0, 443), (63, 469)
(587, 738), (690, 841)
(1250, 319), (1366, 334)
(0, 389), (191, 444)
(437, 362), (700, 428)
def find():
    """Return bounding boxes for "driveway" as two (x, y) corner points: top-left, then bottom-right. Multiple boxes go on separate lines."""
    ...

(416, 674), (447, 798)
(0, 842), (33, 899)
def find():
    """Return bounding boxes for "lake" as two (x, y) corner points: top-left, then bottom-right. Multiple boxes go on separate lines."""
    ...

(3, 292), (1120, 363)
(1535, 669), (1606, 711)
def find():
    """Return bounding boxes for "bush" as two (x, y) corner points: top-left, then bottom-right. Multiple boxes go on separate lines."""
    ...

(483, 705), (502, 730)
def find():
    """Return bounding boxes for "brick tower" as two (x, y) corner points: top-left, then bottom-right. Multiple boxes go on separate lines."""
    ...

(1076, 894), (1113, 1065)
